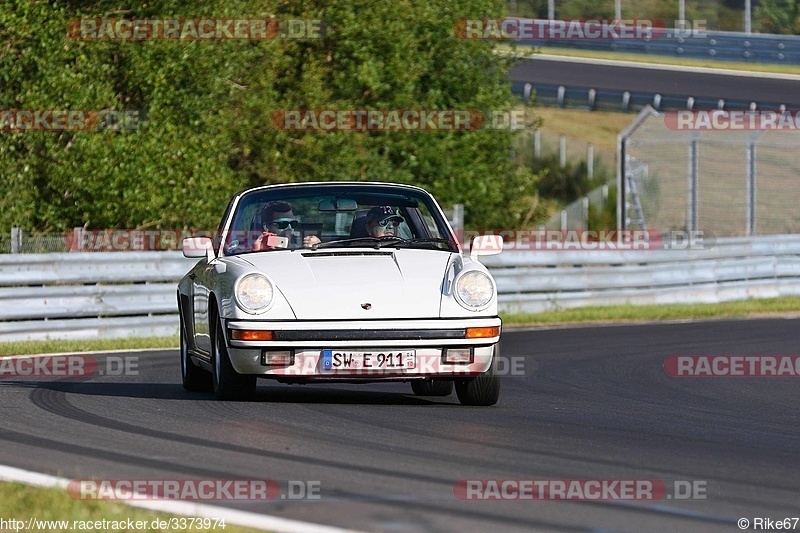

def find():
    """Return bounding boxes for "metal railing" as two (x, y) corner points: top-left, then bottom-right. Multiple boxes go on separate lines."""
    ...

(484, 234), (800, 314)
(0, 252), (196, 342)
(517, 29), (800, 64)
(2, 235), (799, 341)
(513, 81), (791, 113)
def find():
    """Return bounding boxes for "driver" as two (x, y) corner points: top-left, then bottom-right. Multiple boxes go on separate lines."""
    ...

(365, 206), (404, 238)
(253, 201), (321, 251)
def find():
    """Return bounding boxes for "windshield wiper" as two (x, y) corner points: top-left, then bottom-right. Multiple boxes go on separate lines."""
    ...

(312, 237), (405, 250)
(312, 236), (451, 251)
(392, 238), (455, 249)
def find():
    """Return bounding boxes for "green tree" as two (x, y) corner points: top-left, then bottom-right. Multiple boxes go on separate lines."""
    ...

(756, 0), (800, 34)
(0, 0), (538, 233)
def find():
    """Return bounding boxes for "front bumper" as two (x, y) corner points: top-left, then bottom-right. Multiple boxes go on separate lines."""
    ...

(224, 317), (501, 378)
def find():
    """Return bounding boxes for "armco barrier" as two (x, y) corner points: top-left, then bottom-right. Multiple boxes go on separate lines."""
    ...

(0, 252), (197, 342)
(483, 234), (800, 314)
(1, 236), (799, 341)
(512, 82), (790, 112)
(517, 30), (800, 65)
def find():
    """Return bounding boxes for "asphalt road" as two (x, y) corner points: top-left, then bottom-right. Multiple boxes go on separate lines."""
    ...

(509, 56), (800, 108)
(1, 318), (799, 532)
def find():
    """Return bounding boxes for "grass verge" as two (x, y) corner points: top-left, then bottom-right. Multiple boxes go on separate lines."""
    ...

(502, 45), (800, 76)
(0, 336), (178, 357)
(502, 297), (800, 326)
(1, 300), (798, 357)
(0, 481), (263, 532)
(528, 106), (632, 159)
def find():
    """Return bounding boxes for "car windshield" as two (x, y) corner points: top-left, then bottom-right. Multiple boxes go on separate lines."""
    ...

(222, 184), (458, 255)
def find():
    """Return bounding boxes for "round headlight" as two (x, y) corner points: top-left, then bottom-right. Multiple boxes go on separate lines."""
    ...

(455, 270), (494, 310)
(235, 274), (274, 313)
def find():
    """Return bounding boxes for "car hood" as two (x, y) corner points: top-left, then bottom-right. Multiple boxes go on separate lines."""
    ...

(238, 249), (455, 319)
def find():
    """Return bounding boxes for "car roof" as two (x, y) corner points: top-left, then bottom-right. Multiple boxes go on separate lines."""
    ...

(232, 181), (432, 200)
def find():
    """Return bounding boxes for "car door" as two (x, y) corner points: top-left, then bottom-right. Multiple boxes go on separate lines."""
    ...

(192, 260), (214, 356)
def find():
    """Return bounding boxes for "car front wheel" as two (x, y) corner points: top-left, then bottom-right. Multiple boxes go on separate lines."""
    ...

(455, 345), (501, 406)
(211, 318), (256, 401)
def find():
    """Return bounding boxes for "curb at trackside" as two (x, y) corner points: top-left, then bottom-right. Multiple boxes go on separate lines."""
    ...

(0, 464), (362, 533)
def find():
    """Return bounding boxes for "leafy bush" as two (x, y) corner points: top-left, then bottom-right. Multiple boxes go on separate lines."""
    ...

(0, 0), (538, 232)
(756, 0), (800, 34)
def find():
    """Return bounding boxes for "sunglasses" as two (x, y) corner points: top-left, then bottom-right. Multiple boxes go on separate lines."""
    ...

(376, 217), (402, 228)
(265, 218), (299, 230)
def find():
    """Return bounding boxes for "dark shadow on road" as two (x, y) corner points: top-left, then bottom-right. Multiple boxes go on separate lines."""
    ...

(17, 380), (453, 405)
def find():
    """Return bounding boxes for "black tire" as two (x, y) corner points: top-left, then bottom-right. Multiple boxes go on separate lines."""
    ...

(455, 345), (501, 406)
(180, 314), (212, 392)
(411, 379), (453, 396)
(211, 317), (256, 401)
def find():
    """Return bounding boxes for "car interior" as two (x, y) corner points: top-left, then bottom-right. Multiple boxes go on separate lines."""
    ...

(224, 190), (453, 254)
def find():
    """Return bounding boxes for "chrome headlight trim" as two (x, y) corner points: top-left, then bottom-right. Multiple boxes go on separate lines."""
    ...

(234, 273), (275, 314)
(454, 270), (495, 311)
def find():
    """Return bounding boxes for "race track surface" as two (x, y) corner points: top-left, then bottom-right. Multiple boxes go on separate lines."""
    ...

(1, 318), (799, 532)
(510, 57), (800, 108)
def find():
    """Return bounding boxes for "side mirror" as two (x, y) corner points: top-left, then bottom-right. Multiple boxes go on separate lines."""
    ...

(183, 237), (214, 260)
(469, 234), (503, 260)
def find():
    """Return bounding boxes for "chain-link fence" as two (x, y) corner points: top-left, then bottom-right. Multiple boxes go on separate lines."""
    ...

(542, 184), (612, 230)
(619, 106), (800, 237)
(515, 129), (616, 230)
(517, 128), (615, 170)
(0, 228), (71, 254)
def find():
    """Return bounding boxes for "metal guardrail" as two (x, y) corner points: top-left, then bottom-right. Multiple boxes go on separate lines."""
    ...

(483, 234), (800, 314)
(0, 252), (197, 342)
(512, 81), (789, 113)
(518, 30), (800, 64)
(1, 236), (799, 341)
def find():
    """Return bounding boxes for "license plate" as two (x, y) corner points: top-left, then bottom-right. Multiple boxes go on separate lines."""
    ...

(321, 350), (416, 371)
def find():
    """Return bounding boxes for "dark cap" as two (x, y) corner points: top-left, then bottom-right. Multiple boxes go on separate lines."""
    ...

(366, 206), (403, 225)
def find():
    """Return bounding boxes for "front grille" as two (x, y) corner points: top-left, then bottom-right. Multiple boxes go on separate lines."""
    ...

(273, 329), (466, 341)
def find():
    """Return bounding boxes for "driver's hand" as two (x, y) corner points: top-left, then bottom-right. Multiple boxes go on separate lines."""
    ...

(303, 235), (321, 247)
(253, 231), (277, 251)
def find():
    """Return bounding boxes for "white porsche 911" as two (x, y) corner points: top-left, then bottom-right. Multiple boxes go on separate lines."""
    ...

(178, 182), (503, 405)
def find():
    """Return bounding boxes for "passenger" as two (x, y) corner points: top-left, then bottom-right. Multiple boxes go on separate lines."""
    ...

(365, 206), (404, 238)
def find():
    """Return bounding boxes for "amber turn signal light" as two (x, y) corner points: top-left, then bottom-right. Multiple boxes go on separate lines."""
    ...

(231, 329), (274, 341)
(465, 326), (500, 339)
